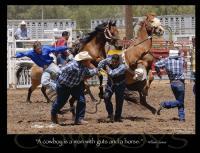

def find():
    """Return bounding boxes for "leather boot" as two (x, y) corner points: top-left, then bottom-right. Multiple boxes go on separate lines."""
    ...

(51, 114), (58, 124)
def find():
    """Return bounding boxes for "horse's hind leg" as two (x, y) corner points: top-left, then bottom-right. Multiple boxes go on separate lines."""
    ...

(26, 79), (39, 103)
(139, 92), (156, 115)
(143, 70), (154, 96)
(41, 86), (52, 103)
(26, 85), (36, 103)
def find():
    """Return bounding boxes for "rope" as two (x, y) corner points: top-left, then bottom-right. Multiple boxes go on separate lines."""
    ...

(86, 98), (102, 114)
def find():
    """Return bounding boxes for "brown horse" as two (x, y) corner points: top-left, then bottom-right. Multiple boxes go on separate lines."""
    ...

(122, 13), (165, 114)
(16, 21), (119, 105)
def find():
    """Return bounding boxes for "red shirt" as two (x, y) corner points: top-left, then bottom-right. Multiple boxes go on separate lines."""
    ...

(53, 37), (68, 56)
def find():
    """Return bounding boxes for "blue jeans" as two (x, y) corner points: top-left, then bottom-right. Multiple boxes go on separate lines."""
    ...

(51, 81), (86, 122)
(104, 81), (125, 119)
(161, 80), (185, 120)
(41, 63), (61, 91)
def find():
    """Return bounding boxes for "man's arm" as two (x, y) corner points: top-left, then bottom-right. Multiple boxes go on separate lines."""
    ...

(106, 64), (126, 77)
(84, 68), (98, 78)
(154, 59), (166, 78)
(44, 46), (68, 54)
(12, 50), (32, 58)
(97, 58), (110, 70)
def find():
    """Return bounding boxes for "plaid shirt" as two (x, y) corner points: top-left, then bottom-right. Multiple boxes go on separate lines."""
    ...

(98, 57), (126, 77)
(58, 60), (98, 87)
(155, 56), (185, 80)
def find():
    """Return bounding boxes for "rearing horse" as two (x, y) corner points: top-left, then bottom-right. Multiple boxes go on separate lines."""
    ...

(122, 13), (165, 114)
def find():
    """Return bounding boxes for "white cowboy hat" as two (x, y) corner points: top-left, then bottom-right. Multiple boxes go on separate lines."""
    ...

(74, 51), (93, 61)
(169, 50), (179, 57)
(20, 20), (26, 25)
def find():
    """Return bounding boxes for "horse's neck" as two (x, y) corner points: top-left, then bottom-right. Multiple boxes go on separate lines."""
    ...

(137, 24), (152, 50)
(125, 23), (152, 66)
(82, 37), (106, 61)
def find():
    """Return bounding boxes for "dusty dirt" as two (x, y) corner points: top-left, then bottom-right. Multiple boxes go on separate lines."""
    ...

(7, 80), (195, 134)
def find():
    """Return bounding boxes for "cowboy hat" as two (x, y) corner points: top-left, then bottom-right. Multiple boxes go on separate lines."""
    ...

(20, 20), (27, 25)
(74, 51), (93, 61)
(169, 50), (179, 57)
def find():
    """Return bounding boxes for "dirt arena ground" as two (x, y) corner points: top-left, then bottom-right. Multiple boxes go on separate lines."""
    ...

(7, 80), (195, 134)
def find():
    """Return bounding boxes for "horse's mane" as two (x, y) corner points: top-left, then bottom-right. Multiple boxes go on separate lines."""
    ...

(133, 18), (146, 39)
(79, 22), (108, 49)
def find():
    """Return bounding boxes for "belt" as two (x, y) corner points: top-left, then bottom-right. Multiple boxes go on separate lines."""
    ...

(170, 79), (184, 83)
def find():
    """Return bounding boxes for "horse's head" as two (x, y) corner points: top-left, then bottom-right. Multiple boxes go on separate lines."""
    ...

(81, 21), (119, 61)
(145, 13), (165, 37)
(96, 20), (119, 46)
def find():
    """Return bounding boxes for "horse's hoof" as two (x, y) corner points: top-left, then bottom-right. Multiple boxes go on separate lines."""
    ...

(26, 100), (32, 103)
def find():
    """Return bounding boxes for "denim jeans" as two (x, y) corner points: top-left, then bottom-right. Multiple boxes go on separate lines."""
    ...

(41, 63), (61, 91)
(161, 80), (185, 120)
(51, 81), (86, 122)
(104, 81), (125, 119)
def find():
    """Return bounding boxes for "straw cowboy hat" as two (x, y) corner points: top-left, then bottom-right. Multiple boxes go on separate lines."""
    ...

(20, 20), (27, 25)
(74, 51), (93, 61)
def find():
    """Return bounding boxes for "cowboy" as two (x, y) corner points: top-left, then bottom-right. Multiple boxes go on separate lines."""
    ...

(12, 41), (68, 91)
(14, 20), (31, 48)
(51, 51), (98, 125)
(98, 54), (126, 122)
(53, 31), (73, 65)
(156, 49), (186, 122)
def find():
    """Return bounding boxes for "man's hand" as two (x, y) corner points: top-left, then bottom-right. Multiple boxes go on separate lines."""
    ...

(105, 65), (110, 72)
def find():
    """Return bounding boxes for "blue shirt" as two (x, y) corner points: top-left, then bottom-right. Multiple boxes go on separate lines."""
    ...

(58, 60), (98, 88)
(98, 57), (126, 78)
(155, 56), (185, 80)
(15, 45), (68, 68)
(14, 28), (31, 40)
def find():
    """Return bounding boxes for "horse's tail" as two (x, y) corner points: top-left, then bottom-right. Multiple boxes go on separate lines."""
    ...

(16, 62), (33, 82)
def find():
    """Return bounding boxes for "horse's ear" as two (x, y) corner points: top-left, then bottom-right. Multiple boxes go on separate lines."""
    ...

(108, 20), (111, 25)
(112, 20), (117, 26)
(107, 20), (112, 28)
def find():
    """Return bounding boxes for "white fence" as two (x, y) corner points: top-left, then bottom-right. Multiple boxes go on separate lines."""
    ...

(7, 19), (76, 39)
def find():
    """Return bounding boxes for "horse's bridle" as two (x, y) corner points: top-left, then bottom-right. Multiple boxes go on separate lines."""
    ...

(124, 20), (159, 69)
(104, 25), (119, 46)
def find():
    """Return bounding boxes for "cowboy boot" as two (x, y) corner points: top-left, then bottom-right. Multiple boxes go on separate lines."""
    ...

(51, 114), (58, 124)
